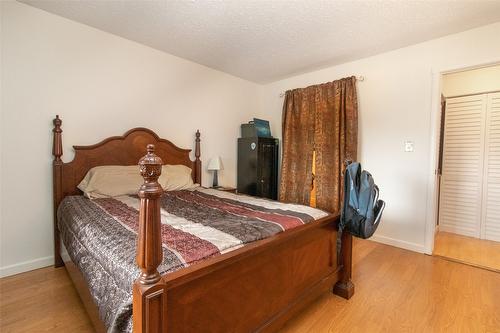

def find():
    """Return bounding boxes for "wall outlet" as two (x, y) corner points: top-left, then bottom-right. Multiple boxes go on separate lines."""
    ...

(404, 140), (414, 152)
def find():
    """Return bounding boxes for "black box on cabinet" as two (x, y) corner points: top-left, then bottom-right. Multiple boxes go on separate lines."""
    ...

(237, 137), (279, 200)
(241, 118), (272, 138)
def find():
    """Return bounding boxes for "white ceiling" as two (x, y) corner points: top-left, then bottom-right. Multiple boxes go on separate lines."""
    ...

(21, 0), (500, 83)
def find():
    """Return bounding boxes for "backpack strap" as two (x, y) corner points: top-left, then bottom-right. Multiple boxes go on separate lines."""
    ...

(337, 163), (352, 262)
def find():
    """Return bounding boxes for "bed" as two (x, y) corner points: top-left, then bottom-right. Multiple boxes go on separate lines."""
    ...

(51, 115), (354, 333)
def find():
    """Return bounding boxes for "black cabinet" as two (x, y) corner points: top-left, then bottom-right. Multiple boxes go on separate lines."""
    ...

(237, 137), (279, 200)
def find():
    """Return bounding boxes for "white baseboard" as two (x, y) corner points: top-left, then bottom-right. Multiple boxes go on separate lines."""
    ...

(370, 234), (426, 254)
(0, 256), (54, 278)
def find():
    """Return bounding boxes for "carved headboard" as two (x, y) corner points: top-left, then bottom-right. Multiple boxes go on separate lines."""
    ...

(51, 115), (201, 265)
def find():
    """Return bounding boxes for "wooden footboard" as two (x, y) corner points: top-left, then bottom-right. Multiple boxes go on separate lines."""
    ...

(134, 146), (353, 333)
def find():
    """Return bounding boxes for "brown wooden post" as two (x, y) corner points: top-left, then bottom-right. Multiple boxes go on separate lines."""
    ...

(194, 130), (201, 184)
(133, 144), (167, 333)
(52, 115), (64, 267)
(333, 232), (354, 299)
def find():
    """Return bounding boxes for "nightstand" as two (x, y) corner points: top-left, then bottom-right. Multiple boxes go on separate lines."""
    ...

(212, 186), (237, 194)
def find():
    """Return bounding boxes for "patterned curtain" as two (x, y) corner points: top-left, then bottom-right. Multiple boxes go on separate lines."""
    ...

(279, 77), (358, 213)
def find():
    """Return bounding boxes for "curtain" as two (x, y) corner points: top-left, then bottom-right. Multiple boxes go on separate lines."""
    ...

(279, 77), (358, 213)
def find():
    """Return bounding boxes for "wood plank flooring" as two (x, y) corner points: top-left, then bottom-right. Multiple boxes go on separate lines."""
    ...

(434, 231), (500, 272)
(0, 265), (94, 332)
(283, 238), (500, 332)
(1, 239), (499, 332)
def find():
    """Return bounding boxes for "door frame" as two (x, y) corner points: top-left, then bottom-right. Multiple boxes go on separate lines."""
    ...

(424, 59), (500, 255)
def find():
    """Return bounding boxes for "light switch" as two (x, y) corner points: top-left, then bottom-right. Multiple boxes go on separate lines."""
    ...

(404, 141), (414, 152)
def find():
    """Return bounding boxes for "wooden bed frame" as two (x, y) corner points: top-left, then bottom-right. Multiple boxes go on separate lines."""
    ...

(52, 115), (354, 333)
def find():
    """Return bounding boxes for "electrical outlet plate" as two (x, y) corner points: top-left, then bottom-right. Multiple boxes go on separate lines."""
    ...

(404, 140), (414, 152)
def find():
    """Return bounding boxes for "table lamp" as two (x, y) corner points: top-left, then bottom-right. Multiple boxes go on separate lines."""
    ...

(207, 156), (223, 188)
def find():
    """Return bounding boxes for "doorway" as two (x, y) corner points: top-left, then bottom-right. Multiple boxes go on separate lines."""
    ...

(433, 64), (500, 272)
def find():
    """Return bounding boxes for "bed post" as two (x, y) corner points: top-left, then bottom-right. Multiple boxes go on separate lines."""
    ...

(194, 130), (201, 184)
(52, 115), (64, 267)
(333, 232), (354, 299)
(133, 144), (167, 333)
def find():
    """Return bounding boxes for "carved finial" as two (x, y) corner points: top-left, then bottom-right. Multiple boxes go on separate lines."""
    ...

(194, 130), (202, 184)
(52, 115), (63, 161)
(53, 115), (62, 127)
(195, 130), (201, 158)
(138, 144), (163, 183)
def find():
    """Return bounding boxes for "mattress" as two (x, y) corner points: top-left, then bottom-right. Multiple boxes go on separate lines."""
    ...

(57, 188), (328, 332)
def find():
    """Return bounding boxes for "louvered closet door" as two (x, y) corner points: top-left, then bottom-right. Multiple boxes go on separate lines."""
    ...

(439, 95), (487, 237)
(482, 92), (500, 241)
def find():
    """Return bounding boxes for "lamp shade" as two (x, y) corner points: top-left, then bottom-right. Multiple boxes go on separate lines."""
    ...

(207, 156), (223, 171)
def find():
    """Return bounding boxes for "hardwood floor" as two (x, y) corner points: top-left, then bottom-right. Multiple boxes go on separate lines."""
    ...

(282, 239), (500, 332)
(1, 239), (499, 332)
(0, 266), (94, 332)
(434, 231), (500, 272)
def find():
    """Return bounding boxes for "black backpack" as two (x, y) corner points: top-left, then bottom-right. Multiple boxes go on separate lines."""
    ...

(338, 162), (385, 241)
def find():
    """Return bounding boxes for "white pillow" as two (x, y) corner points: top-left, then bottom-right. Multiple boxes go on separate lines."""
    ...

(77, 165), (142, 199)
(78, 164), (195, 198)
(160, 164), (196, 191)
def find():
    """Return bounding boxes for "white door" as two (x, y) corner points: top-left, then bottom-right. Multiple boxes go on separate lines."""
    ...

(482, 92), (500, 241)
(439, 94), (487, 237)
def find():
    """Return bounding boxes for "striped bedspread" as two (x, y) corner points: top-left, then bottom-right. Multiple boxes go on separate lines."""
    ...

(58, 188), (328, 332)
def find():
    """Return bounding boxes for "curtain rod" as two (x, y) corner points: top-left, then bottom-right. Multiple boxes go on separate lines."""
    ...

(279, 75), (364, 98)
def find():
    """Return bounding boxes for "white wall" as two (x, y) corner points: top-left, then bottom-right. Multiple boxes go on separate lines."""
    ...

(442, 64), (500, 97)
(258, 22), (500, 253)
(0, 1), (259, 277)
